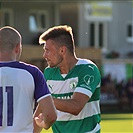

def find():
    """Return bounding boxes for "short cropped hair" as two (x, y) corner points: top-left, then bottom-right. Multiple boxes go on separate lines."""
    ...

(39, 25), (75, 55)
(0, 26), (21, 52)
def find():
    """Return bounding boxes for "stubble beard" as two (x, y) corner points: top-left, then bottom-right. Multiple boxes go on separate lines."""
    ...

(48, 55), (63, 68)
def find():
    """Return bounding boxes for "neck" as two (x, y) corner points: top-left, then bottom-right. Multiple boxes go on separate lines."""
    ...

(0, 52), (16, 62)
(60, 56), (78, 74)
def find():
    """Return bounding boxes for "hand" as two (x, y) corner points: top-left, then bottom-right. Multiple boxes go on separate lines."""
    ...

(34, 113), (45, 128)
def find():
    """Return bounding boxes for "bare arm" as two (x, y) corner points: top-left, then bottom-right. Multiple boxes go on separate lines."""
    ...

(33, 105), (42, 133)
(53, 92), (89, 115)
(33, 95), (57, 133)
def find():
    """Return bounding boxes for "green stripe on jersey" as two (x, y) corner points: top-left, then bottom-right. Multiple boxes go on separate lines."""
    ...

(52, 114), (101, 133)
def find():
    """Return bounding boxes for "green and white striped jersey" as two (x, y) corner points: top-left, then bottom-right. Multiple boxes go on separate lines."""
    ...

(44, 58), (101, 133)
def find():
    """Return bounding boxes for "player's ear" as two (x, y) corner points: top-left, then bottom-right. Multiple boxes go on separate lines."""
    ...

(59, 46), (66, 55)
(14, 43), (21, 54)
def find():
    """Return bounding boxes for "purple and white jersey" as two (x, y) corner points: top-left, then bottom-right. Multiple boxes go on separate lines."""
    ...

(0, 61), (50, 133)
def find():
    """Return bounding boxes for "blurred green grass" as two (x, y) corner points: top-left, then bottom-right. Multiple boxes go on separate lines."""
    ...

(41, 113), (133, 133)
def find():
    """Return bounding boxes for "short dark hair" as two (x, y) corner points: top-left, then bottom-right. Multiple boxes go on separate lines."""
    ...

(0, 26), (21, 52)
(39, 25), (75, 54)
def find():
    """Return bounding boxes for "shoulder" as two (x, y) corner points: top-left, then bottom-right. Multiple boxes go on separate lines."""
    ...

(76, 58), (98, 70)
(76, 58), (100, 76)
(18, 61), (41, 73)
(17, 61), (44, 79)
(0, 61), (40, 72)
(77, 58), (96, 66)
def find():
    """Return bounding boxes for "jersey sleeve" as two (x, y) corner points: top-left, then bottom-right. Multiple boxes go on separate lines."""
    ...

(75, 64), (101, 98)
(34, 68), (51, 102)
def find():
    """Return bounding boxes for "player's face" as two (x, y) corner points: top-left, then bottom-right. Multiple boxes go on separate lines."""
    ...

(43, 39), (63, 68)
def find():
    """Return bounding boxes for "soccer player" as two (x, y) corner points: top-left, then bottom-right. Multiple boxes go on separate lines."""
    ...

(39, 25), (101, 133)
(0, 26), (57, 133)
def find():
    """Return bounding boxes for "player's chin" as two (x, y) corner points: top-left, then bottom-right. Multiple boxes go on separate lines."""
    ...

(49, 64), (55, 68)
(47, 62), (54, 68)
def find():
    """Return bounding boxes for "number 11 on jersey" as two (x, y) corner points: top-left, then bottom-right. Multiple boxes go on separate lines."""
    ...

(0, 86), (13, 126)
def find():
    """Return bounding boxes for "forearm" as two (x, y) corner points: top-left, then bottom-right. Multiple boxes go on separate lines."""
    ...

(34, 96), (57, 130)
(53, 98), (81, 115)
(33, 106), (43, 133)
(53, 92), (89, 115)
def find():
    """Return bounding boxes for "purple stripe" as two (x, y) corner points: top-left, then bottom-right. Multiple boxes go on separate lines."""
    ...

(0, 87), (3, 126)
(6, 86), (13, 126)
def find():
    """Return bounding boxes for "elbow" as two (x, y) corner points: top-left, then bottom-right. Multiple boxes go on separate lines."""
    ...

(70, 107), (82, 116)
(72, 110), (81, 116)
(51, 114), (57, 124)
(44, 113), (57, 130)
(44, 126), (50, 130)
(48, 113), (57, 125)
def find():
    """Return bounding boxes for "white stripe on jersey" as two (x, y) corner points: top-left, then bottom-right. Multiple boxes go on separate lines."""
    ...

(57, 100), (100, 121)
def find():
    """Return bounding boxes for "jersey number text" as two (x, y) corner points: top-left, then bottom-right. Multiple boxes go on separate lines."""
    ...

(0, 86), (13, 126)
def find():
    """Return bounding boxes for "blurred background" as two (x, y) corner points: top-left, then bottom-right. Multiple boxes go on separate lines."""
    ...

(0, 0), (132, 114)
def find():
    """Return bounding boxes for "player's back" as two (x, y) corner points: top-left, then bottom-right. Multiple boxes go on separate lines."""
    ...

(0, 61), (38, 132)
